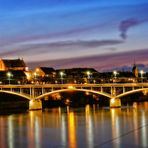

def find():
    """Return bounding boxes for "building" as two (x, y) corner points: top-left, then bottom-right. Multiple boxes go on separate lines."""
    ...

(0, 70), (27, 84)
(56, 68), (99, 83)
(132, 64), (139, 78)
(0, 58), (30, 83)
(33, 67), (56, 83)
(0, 58), (27, 71)
(34, 67), (56, 77)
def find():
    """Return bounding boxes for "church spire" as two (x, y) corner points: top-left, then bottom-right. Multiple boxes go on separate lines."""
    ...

(132, 58), (138, 78)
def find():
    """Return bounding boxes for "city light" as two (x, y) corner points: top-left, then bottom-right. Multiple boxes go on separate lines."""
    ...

(34, 72), (37, 77)
(93, 80), (96, 84)
(86, 71), (91, 77)
(140, 70), (144, 77)
(68, 86), (74, 89)
(111, 98), (115, 104)
(86, 71), (91, 83)
(60, 71), (64, 77)
(113, 70), (119, 83)
(25, 72), (32, 81)
(36, 68), (39, 72)
(113, 70), (118, 78)
(60, 71), (64, 84)
(33, 72), (37, 83)
(140, 70), (145, 83)
(25, 67), (29, 71)
(7, 72), (13, 85)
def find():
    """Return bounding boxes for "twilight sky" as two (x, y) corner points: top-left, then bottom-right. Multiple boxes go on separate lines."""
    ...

(0, 0), (148, 71)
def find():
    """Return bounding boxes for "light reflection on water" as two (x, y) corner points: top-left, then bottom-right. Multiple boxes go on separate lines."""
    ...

(0, 102), (148, 148)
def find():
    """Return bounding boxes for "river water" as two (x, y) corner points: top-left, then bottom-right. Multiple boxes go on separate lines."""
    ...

(0, 102), (148, 148)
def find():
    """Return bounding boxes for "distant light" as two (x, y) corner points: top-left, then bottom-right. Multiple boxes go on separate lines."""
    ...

(34, 72), (37, 76)
(36, 68), (39, 72)
(140, 70), (144, 75)
(113, 71), (118, 79)
(29, 100), (34, 105)
(85, 92), (89, 95)
(60, 71), (64, 76)
(25, 67), (29, 71)
(86, 71), (91, 76)
(25, 72), (31, 80)
(111, 98), (115, 104)
(74, 80), (77, 84)
(65, 99), (70, 104)
(113, 70), (117, 75)
(7, 72), (12, 77)
(68, 86), (74, 89)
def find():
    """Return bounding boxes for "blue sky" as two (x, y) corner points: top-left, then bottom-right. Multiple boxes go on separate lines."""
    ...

(0, 0), (148, 71)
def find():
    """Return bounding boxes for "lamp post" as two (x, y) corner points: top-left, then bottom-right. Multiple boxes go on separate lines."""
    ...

(140, 70), (144, 83)
(113, 70), (118, 83)
(34, 72), (37, 84)
(93, 79), (96, 84)
(113, 70), (117, 78)
(7, 72), (13, 85)
(60, 71), (64, 84)
(86, 71), (91, 83)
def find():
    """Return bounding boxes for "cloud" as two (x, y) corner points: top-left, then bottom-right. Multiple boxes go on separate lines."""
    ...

(0, 22), (107, 47)
(24, 39), (123, 48)
(106, 63), (148, 72)
(119, 18), (148, 40)
(27, 48), (148, 72)
(0, 39), (123, 57)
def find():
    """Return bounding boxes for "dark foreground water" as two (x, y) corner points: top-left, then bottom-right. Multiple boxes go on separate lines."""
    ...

(0, 102), (148, 148)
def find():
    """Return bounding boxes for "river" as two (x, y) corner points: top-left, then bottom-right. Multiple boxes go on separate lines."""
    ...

(0, 102), (148, 148)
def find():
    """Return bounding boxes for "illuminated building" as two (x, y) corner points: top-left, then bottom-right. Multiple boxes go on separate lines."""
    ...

(0, 58), (27, 71)
(132, 64), (139, 78)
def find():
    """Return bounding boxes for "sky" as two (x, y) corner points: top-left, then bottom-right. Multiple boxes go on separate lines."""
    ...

(0, 0), (148, 71)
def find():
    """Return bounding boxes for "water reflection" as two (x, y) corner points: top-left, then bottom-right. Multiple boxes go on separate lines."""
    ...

(68, 111), (77, 148)
(8, 116), (14, 148)
(0, 102), (148, 147)
(61, 112), (67, 147)
(110, 108), (121, 148)
(85, 105), (94, 148)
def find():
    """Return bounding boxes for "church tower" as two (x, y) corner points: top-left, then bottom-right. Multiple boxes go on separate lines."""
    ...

(132, 64), (139, 78)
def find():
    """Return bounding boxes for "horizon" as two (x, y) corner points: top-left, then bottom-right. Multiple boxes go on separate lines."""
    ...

(0, 0), (148, 71)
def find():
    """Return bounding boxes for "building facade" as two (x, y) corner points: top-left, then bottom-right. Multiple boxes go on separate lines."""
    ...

(0, 58), (27, 71)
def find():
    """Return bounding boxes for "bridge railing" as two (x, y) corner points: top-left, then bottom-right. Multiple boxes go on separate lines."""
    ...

(0, 83), (148, 99)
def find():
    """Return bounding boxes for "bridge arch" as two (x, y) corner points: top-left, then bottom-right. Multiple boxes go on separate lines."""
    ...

(115, 88), (148, 99)
(35, 88), (112, 100)
(0, 90), (31, 100)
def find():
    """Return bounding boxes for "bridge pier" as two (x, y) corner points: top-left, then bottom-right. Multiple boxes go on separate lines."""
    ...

(110, 98), (121, 108)
(29, 99), (42, 110)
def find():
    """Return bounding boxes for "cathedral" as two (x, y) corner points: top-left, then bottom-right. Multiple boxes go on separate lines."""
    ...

(132, 64), (139, 78)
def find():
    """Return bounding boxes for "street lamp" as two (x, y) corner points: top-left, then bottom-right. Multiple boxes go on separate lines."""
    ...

(140, 70), (144, 83)
(86, 71), (91, 83)
(60, 71), (64, 84)
(113, 70), (118, 83)
(7, 72), (13, 85)
(34, 72), (37, 83)
(93, 79), (96, 84)
(113, 70), (118, 78)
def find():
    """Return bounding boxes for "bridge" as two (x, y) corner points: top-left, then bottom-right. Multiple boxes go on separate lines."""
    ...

(0, 83), (148, 110)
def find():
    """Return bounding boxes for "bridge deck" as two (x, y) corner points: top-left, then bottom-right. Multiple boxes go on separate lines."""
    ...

(0, 83), (148, 88)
